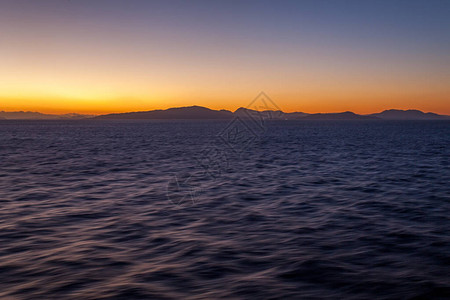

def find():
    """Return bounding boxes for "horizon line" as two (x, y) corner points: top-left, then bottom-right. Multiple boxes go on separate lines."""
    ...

(1, 105), (449, 117)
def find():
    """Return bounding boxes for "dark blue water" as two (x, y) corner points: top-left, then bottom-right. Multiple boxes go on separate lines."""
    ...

(0, 120), (449, 299)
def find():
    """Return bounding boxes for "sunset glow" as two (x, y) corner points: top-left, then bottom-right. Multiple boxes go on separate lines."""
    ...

(1, 0), (449, 114)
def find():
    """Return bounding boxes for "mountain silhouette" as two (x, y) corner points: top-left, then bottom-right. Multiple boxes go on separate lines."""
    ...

(303, 111), (377, 120)
(95, 106), (233, 120)
(0, 111), (92, 120)
(1, 107), (449, 120)
(369, 109), (449, 120)
(234, 107), (308, 120)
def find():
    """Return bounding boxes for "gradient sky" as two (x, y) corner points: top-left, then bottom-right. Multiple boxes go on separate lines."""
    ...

(1, 0), (449, 114)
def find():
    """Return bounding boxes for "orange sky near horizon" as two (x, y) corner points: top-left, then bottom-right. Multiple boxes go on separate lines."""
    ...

(1, 47), (449, 115)
(1, 1), (449, 115)
(1, 92), (449, 115)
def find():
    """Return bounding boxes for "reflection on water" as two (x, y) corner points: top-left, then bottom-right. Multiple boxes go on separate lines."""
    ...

(0, 120), (449, 299)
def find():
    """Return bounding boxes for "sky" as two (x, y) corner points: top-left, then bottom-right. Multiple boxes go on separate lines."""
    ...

(0, 0), (449, 114)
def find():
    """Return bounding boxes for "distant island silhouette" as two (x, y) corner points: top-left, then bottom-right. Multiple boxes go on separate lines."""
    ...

(0, 111), (92, 120)
(0, 107), (449, 120)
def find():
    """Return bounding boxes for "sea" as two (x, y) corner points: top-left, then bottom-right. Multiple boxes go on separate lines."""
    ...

(0, 119), (449, 299)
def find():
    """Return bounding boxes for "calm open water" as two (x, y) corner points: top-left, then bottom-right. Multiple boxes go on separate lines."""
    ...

(0, 120), (449, 299)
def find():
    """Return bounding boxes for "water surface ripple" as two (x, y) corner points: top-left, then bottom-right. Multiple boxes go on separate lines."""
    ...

(0, 120), (449, 299)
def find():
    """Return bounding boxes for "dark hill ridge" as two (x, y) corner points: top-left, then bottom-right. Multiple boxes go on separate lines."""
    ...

(95, 106), (233, 120)
(95, 107), (449, 120)
(303, 111), (377, 120)
(0, 111), (92, 120)
(234, 107), (308, 120)
(369, 109), (449, 120)
(1, 107), (449, 120)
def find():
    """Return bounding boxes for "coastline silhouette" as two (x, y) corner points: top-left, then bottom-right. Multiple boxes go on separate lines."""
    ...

(1, 107), (449, 120)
